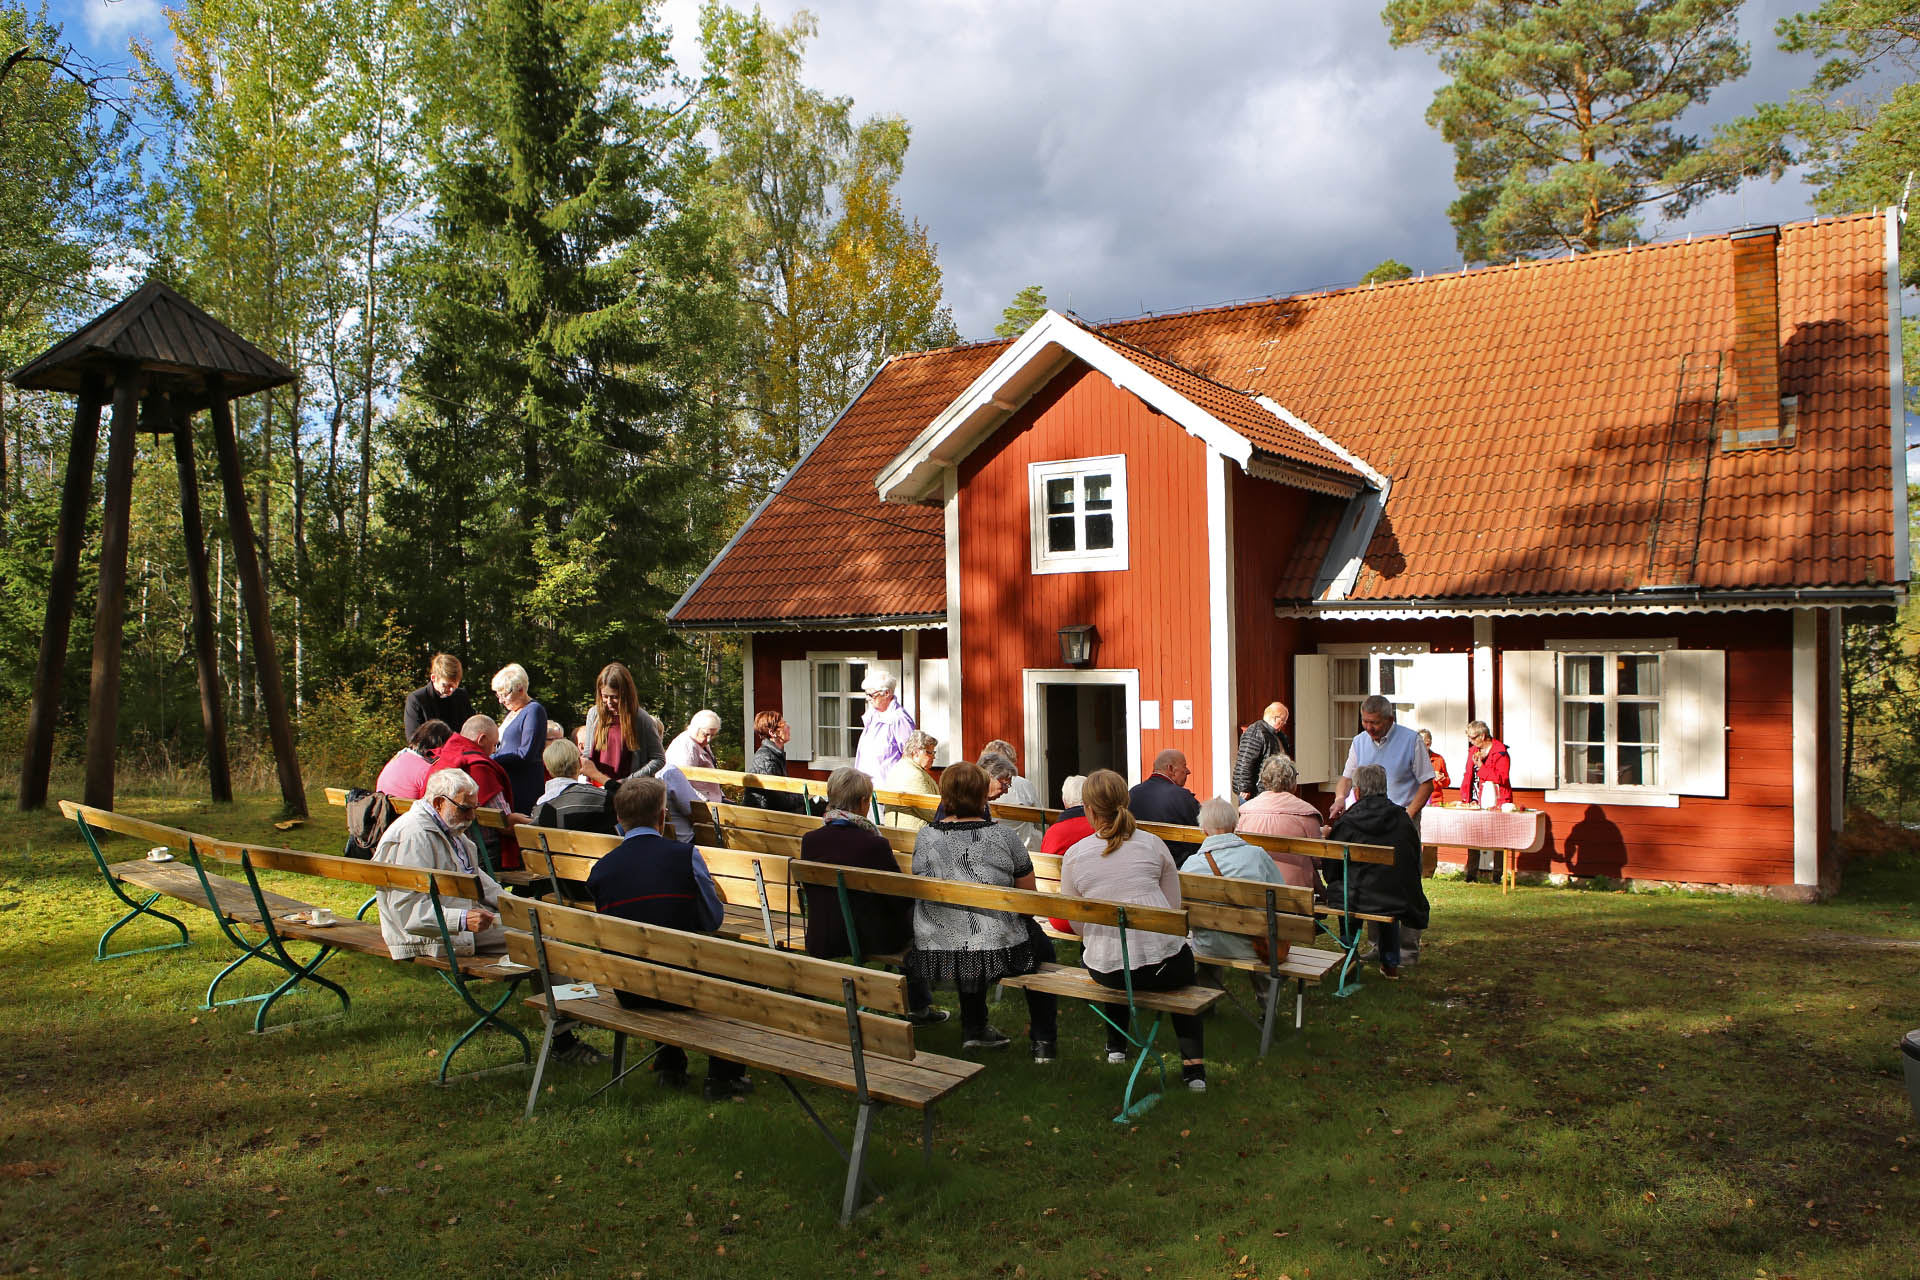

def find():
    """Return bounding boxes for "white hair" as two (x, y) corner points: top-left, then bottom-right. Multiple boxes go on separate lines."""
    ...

(1060, 774), (1088, 807)
(1352, 763), (1389, 798)
(491, 663), (529, 696)
(1198, 795), (1238, 835)
(688, 708), (722, 733)
(860, 666), (898, 695)
(424, 768), (478, 803)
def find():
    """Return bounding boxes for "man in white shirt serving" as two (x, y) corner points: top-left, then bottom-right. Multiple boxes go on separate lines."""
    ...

(1328, 694), (1436, 965)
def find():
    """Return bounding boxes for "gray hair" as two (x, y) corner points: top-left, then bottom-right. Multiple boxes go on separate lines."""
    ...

(688, 708), (722, 733)
(981, 738), (1019, 767)
(461, 714), (498, 741)
(424, 768), (477, 803)
(826, 765), (873, 813)
(1467, 719), (1490, 739)
(1258, 754), (1298, 794)
(1060, 774), (1088, 807)
(1352, 763), (1389, 798)
(977, 751), (1015, 782)
(543, 739), (581, 778)
(1198, 795), (1238, 835)
(903, 730), (938, 758)
(491, 663), (529, 696)
(860, 666), (898, 695)
(1360, 695), (1396, 720)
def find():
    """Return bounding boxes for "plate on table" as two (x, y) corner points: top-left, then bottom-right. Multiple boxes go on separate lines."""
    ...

(146, 848), (174, 863)
(282, 911), (337, 928)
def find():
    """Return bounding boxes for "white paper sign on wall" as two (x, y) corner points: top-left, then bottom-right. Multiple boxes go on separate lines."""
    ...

(1141, 700), (1161, 730)
(1172, 699), (1193, 730)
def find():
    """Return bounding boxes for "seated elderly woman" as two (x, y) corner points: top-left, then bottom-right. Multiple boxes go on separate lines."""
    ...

(1060, 769), (1208, 1091)
(1179, 795), (1289, 963)
(743, 710), (807, 814)
(798, 767), (947, 1026)
(1235, 754), (1320, 888)
(532, 740), (615, 834)
(375, 718), (453, 800)
(910, 761), (1059, 1061)
(666, 709), (725, 804)
(880, 731), (940, 831)
(1323, 763), (1430, 978)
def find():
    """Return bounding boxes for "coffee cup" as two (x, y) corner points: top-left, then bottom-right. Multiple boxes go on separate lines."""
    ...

(310, 907), (335, 926)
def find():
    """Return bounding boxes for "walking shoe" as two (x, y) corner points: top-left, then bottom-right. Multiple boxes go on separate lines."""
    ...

(1105, 1049), (1130, 1065)
(1380, 962), (1401, 980)
(552, 1034), (606, 1067)
(905, 1005), (951, 1027)
(1030, 1039), (1057, 1064)
(1182, 1064), (1208, 1092)
(961, 1026), (1011, 1050)
(703, 1076), (755, 1102)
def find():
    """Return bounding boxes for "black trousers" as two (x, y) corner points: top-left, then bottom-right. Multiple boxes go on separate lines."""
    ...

(1089, 946), (1204, 1060)
(957, 918), (1058, 1041)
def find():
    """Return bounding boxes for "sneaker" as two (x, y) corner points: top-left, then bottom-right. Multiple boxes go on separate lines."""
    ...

(1030, 1039), (1057, 1064)
(961, 1026), (1011, 1050)
(703, 1076), (755, 1102)
(1182, 1064), (1208, 1092)
(552, 1036), (606, 1067)
(1380, 962), (1401, 980)
(1105, 1049), (1130, 1065)
(905, 1005), (951, 1027)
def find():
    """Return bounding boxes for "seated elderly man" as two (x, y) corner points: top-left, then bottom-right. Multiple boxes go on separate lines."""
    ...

(372, 768), (503, 959)
(1128, 749), (1202, 857)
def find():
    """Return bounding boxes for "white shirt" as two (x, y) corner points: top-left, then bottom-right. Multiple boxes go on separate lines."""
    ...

(1341, 722), (1436, 807)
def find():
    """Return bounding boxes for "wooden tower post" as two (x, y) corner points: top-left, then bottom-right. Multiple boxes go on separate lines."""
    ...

(172, 393), (233, 802)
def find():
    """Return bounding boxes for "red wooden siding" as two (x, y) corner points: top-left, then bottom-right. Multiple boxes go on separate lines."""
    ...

(1230, 467), (1313, 726)
(958, 360), (1215, 784)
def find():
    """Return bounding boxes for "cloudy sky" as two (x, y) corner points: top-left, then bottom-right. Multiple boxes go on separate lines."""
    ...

(67, 0), (1833, 339)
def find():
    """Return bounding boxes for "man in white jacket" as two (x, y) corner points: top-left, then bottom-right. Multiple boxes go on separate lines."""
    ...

(373, 768), (504, 959)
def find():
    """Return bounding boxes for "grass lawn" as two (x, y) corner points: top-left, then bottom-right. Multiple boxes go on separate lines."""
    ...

(1, 786), (1916, 1279)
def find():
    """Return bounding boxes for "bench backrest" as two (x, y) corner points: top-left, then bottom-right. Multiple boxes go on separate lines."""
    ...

(497, 895), (914, 1059)
(514, 827), (796, 913)
(787, 859), (1188, 937)
(709, 802), (916, 856)
(1024, 848), (1317, 948)
(324, 785), (509, 830)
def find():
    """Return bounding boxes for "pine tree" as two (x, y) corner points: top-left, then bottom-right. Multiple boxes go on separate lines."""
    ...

(995, 285), (1049, 338)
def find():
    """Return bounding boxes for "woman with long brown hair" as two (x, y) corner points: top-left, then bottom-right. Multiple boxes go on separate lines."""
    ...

(1059, 769), (1208, 1090)
(580, 661), (665, 783)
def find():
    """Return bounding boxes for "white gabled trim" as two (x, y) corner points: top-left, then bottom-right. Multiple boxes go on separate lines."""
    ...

(943, 466), (964, 762)
(876, 310), (1254, 504)
(1887, 207), (1910, 584)
(1207, 452), (1236, 799)
(1252, 395), (1388, 489)
(1792, 608), (1820, 886)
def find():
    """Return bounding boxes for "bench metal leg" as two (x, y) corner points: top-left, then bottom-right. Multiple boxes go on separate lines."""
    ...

(1258, 975), (1283, 1058)
(252, 945), (351, 1033)
(524, 1016), (559, 1118)
(203, 935), (280, 1009)
(95, 890), (192, 963)
(777, 1076), (883, 1220)
(1090, 1002), (1167, 1124)
(586, 1039), (664, 1102)
(434, 971), (531, 1086)
(839, 1101), (877, 1226)
(1295, 981), (1306, 1032)
(611, 1031), (626, 1081)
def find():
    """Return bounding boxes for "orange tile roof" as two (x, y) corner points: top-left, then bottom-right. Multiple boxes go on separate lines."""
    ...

(673, 213), (1899, 626)
(670, 342), (1005, 627)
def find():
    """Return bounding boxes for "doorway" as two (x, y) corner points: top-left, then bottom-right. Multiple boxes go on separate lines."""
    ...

(1021, 668), (1141, 809)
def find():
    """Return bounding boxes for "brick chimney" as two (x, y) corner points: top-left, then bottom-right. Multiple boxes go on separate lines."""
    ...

(1724, 226), (1795, 449)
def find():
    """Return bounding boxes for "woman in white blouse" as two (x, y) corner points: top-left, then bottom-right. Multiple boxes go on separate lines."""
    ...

(1060, 769), (1208, 1091)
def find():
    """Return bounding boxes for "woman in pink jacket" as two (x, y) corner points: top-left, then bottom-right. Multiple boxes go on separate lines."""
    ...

(1234, 754), (1320, 888)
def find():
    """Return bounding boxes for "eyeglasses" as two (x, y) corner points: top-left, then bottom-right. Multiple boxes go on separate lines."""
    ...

(446, 800), (476, 814)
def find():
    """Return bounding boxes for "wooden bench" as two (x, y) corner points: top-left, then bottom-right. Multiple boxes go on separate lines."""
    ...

(65, 801), (533, 1083)
(498, 894), (982, 1225)
(1025, 851), (1337, 1052)
(787, 859), (1219, 1123)
(321, 785), (550, 889)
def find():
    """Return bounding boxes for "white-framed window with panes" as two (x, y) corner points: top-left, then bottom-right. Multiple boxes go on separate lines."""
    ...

(1029, 455), (1128, 574)
(809, 653), (875, 769)
(1557, 649), (1664, 791)
(1325, 644), (1424, 773)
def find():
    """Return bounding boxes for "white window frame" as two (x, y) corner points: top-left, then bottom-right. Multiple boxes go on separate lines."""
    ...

(1321, 642), (1428, 775)
(1029, 454), (1129, 575)
(1542, 637), (1680, 808)
(807, 651), (878, 771)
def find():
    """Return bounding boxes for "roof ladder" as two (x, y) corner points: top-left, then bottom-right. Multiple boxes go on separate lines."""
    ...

(1642, 351), (1723, 587)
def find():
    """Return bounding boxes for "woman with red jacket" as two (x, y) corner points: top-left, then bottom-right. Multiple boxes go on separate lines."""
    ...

(1459, 720), (1512, 808)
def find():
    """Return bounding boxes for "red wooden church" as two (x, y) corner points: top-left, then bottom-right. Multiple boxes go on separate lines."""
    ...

(670, 212), (1908, 894)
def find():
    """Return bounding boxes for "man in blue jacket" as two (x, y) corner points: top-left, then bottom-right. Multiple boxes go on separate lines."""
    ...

(586, 777), (752, 1101)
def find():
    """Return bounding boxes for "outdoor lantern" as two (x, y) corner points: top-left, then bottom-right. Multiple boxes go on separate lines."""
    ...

(1058, 623), (1098, 667)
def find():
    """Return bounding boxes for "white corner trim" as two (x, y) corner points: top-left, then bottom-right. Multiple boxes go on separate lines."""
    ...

(1207, 452), (1236, 799)
(943, 466), (964, 762)
(901, 628), (919, 725)
(1791, 608), (1820, 885)
(876, 310), (1253, 504)
(1887, 208), (1910, 584)
(741, 633), (755, 750)
(1471, 618), (1495, 724)
(1252, 395), (1388, 489)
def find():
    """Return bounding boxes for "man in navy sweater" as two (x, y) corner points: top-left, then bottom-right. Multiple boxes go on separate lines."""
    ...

(586, 777), (752, 1100)
(1128, 749), (1202, 858)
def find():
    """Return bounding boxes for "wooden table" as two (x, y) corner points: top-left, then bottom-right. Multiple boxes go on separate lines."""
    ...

(1420, 806), (1549, 893)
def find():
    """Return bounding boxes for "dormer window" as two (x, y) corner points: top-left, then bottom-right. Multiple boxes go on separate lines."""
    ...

(1029, 455), (1129, 574)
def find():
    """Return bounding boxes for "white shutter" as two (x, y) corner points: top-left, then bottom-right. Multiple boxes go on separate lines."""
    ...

(1404, 652), (1470, 785)
(1293, 653), (1331, 784)
(780, 659), (814, 761)
(1501, 649), (1558, 790)
(918, 657), (954, 767)
(1663, 649), (1726, 796)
